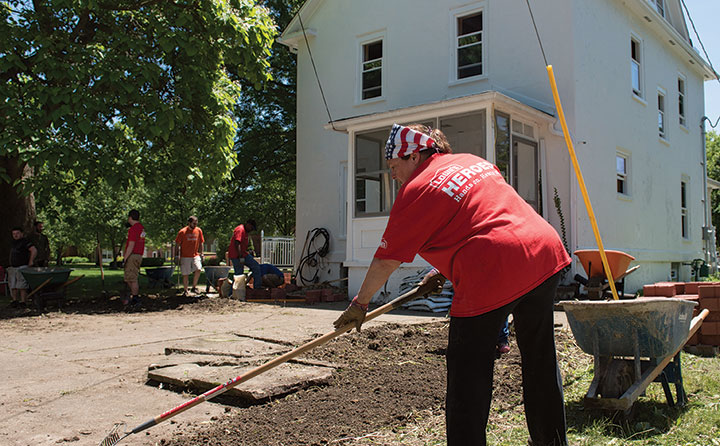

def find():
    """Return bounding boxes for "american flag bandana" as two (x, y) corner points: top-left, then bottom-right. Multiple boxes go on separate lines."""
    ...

(384, 123), (437, 160)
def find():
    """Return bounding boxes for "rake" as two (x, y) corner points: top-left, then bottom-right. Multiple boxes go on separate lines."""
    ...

(98, 274), (446, 446)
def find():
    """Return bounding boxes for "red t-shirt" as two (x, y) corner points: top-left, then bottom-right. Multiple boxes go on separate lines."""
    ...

(175, 226), (204, 258)
(375, 153), (571, 317)
(227, 224), (249, 259)
(126, 223), (146, 256)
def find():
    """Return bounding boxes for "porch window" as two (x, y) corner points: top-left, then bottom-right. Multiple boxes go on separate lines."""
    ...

(658, 89), (666, 139)
(678, 76), (686, 127)
(631, 37), (643, 97)
(355, 128), (396, 216)
(681, 180), (689, 239)
(617, 154), (628, 195)
(440, 111), (487, 158)
(495, 112), (539, 211)
(456, 11), (483, 79)
(494, 112), (511, 182)
(361, 40), (383, 100)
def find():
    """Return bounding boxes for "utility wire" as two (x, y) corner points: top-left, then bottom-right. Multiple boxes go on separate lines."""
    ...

(680, 0), (719, 82)
(297, 13), (337, 131)
(524, 0), (548, 67)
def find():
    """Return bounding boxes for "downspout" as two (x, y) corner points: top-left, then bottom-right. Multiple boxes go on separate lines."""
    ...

(701, 116), (717, 273)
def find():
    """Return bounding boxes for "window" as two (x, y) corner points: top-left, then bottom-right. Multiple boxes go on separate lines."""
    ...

(651, 0), (665, 17)
(361, 40), (382, 100)
(658, 90), (666, 139)
(631, 37), (642, 97)
(440, 111), (487, 158)
(617, 154), (628, 195)
(681, 180), (689, 239)
(495, 112), (511, 181)
(678, 76), (686, 127)
(456, 11), (483, 79)
(355, 129), (395, 216)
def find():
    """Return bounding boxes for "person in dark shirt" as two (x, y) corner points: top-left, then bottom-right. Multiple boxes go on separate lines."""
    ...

(8, 227), (37, 307)
(29, 221), (50, 267)
(256, 263), (285, 288)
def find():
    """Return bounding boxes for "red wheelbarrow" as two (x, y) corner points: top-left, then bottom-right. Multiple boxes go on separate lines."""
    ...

(573, 249), (639, 299)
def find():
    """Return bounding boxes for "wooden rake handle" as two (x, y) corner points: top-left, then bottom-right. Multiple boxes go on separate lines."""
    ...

(25, 278), (52, 301)
(121, 274), (446, 438)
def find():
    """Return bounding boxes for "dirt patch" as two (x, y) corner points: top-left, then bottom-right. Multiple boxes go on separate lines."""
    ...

(160, 321), (556, 446)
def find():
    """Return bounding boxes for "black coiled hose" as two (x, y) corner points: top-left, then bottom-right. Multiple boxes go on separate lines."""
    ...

(297, 228), (330, 285)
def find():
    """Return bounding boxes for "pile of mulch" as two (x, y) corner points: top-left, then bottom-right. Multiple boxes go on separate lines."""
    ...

(161, 321), (542, 446)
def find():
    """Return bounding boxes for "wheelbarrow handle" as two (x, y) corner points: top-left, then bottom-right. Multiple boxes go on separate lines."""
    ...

(25, 278), (52, 300)
(60, 275), (85, 288)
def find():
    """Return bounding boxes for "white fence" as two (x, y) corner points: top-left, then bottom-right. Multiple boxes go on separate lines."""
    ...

(261, 232), (295, 268)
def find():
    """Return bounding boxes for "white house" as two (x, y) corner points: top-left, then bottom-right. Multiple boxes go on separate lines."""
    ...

(279, 0), (716, 300)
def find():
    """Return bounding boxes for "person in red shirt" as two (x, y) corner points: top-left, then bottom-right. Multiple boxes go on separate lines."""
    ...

(227, 219), (262, 290)
(334, 124), (570, 446)
(175, 216), (205, 295)
(123, 209), (146, 308)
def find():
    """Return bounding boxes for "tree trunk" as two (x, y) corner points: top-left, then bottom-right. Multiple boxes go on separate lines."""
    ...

(0, 156), (36, 267)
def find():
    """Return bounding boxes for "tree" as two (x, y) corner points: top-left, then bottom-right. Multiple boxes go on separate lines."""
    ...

(200, 0), (300, 240)
(0, 0), (276, 265)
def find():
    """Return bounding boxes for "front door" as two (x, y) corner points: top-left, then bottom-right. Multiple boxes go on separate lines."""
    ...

(512, 137), (539, 211)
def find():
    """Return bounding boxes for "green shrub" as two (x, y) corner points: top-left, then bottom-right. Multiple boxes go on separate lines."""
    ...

(204, 255), (220, 266)
(64, 256), (91, 264)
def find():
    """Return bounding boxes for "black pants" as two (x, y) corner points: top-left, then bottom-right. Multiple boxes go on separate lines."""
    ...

(446, 272), (567, 446)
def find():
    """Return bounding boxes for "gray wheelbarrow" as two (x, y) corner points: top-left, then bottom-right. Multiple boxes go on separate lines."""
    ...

(203, 265), (232, 293)
(562, 297), (709, 415)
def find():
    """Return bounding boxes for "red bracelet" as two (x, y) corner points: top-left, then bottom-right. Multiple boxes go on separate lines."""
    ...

(350, 295), (368, 311)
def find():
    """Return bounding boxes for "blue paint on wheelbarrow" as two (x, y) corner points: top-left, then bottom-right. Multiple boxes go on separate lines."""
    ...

(203, 266), (232, 292)
(145, 266), (174, 288)
(562, 298), (696, 358)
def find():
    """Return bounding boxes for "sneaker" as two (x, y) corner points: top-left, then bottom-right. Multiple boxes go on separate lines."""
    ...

(497, 342), (511, 355)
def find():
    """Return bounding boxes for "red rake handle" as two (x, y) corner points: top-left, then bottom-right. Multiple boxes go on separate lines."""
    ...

(125, 276), (446, 436)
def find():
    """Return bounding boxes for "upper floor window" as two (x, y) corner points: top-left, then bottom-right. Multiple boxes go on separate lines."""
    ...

(617, 154), (629, 195)
(361, 40), (383, 100)
(658, 89), (666, 139)
(631, 37), (643, 97)
(681, 180), (689, 239)
(678, 76), (687, 127)
(650, 0), (665, 17)
(456, 11), (483, 79)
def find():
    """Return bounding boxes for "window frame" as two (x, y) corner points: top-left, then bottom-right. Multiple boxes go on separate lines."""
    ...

(681, 179), (689, 239)
(450, 4), (487, 85)
(616, 152), (630, 197)
(630, 35), (644, 99)
(356, 32), (386, 104)
(678, 74), (687, 128)
(658, 88), (667, 140)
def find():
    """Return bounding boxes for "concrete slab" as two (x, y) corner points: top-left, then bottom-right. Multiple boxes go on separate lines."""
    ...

(148, 361), (334, 401)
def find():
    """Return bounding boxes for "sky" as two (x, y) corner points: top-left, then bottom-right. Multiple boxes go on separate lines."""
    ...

(683, 0), (720, 130)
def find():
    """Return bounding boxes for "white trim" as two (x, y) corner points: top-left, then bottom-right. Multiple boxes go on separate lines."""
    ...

(630, 32), (644, 99)
(657, 86), (667, 140)
(356, 30), (387, 105)
(449, 2), (486, 84)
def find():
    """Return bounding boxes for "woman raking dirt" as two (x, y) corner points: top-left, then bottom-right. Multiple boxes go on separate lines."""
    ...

(334, 123), (571, 446)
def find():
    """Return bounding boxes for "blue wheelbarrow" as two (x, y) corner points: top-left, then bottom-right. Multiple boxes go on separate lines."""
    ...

(203, 266), (232, 293)
(144, 266), (175, 288)
(562, 298), (709, 414)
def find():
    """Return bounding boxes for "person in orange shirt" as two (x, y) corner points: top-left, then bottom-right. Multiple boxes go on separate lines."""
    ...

(175, 216), (205, 295)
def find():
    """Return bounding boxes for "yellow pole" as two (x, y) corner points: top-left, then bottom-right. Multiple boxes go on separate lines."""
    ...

(546, 65), (619, 300)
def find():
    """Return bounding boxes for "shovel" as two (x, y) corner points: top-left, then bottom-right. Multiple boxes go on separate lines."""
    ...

(98, 274), (446, 446)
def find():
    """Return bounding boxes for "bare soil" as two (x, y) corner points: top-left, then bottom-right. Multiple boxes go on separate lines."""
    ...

(160, 320), (543, 446)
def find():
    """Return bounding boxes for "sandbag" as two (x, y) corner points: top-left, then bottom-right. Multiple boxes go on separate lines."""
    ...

(232, 274), (247, 301)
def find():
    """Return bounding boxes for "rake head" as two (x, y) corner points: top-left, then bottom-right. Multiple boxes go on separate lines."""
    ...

(98, 423), (130, 446)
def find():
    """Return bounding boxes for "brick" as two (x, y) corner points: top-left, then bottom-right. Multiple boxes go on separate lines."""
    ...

(305, 289), (322, 304)
(270, 287), (287, 300)
(676, 294), (699, 302)
(674, 283), (686, 294)
(654, 283), (677, 297)
(320, 288), (335, 302)
(685, 282), (702, 294)
(331, 293), (347, 302)
(643, 285), (657, 297)
(285, 283), (300, 292)
(686, 333), (700, 346)
(698, 285), (715, 299)
(699, 334), (720, 346)
(705, 310), (720, 322)
(701, 321), (720, 336)
(700, 297), (720, 312)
